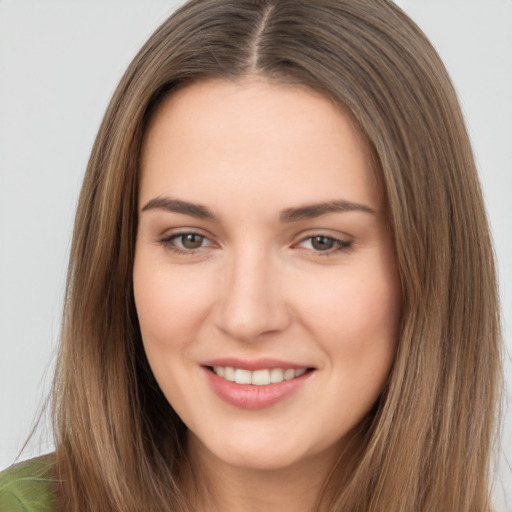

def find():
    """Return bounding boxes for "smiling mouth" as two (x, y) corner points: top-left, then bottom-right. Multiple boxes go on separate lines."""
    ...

(208, 366), (311, 386)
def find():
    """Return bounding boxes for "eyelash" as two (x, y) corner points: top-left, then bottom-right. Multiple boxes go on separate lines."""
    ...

(296, 235), (353, 255)
(158, 232), (353, 256)
(159, 231), (211, 256)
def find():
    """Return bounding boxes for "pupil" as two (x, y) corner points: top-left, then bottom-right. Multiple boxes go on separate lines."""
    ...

(182, 234), (203, 249)
(312, 236), (334, 251)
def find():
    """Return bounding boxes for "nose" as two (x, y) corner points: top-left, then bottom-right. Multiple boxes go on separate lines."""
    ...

(213, 247), (292, 342)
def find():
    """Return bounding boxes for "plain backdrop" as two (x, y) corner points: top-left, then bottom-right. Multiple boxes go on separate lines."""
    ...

(0, 0), (511, 509)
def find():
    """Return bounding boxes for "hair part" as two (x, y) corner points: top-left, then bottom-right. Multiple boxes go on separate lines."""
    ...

(51, 1), (501, 510)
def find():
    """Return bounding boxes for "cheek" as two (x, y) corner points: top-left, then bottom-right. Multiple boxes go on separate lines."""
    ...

(133, 261), (215, 410)
(298, 262), (400, 387)
(133, 261), (214, 349)
(303, 269), (399, 337)
(317, 274), (399, 432)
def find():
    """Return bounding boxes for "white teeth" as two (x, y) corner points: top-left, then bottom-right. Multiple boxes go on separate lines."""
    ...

(224, 367), (235, 382)
(212, 366), (308, 385)
(270, 368), (284, 383)
(284, 369), (295, 380)
(234, 368), (252, 384)
(251, 369), (270, 386)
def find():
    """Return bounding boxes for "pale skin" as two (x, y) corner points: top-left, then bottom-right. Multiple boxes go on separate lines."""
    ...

(133, 78), (402, 512)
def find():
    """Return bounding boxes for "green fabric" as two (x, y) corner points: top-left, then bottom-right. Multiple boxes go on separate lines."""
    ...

(0, 455), (56, 512)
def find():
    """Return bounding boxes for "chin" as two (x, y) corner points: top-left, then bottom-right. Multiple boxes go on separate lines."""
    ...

(188, 425), (344, 474)
(221, 448), (303, 471)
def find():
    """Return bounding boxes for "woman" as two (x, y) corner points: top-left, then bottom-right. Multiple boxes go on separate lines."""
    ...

(0, 0), (502, 511)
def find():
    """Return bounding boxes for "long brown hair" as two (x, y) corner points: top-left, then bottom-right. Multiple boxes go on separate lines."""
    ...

(52, 1), (501, 510)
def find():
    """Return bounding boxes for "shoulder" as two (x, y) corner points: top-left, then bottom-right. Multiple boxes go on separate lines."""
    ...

(0, 454), (57, 512)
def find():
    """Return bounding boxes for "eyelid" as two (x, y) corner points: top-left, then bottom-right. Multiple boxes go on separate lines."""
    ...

(293, 232), (353, 255)
(158, 228), (216, 254)
(156, 227), (352, 257)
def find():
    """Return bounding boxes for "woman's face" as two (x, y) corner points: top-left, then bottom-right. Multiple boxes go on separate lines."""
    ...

(134, 79), (401, 473)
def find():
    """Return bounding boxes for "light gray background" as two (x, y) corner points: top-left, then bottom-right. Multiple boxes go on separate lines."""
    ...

(0, 1), (511, 509)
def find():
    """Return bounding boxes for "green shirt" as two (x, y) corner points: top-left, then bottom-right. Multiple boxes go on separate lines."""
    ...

(0, 455), (56, 511)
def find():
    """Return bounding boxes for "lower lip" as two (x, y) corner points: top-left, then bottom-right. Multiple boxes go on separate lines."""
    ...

(203, 368), (313, 410)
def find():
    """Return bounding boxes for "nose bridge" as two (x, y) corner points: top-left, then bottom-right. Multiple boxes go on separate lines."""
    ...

(215, 242), (290, 341)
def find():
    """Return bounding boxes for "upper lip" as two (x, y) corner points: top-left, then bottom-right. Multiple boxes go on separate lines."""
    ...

(201, 358), (312, 371)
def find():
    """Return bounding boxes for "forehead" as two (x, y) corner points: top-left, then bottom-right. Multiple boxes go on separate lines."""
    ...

(139, 78), (381, 215)
(143, 78), (364, 150)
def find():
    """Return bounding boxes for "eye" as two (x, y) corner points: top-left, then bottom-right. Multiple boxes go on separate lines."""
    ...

(176, 233), (207, 249)
(310, 236), (337, 251)
(297, 235), (352, 254)
(159, 231), (212, 253)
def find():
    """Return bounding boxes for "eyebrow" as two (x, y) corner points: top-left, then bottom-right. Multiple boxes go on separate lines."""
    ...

(280, 200), (376, 222)
(140, 196), (376, 222)
(141, 197), (217, 221)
